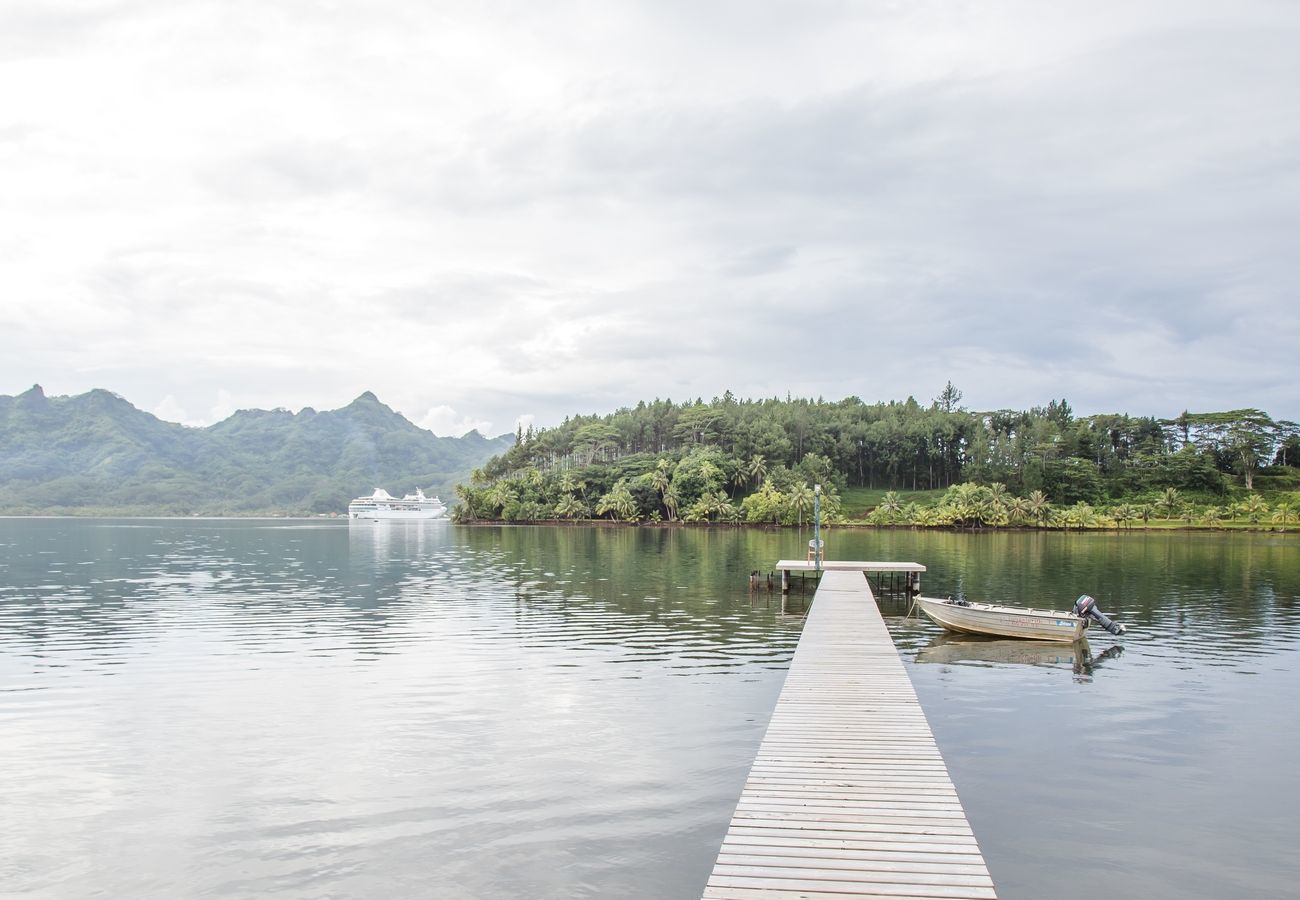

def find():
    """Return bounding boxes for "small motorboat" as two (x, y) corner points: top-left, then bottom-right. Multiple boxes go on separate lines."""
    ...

(915, 594), (1126, 643)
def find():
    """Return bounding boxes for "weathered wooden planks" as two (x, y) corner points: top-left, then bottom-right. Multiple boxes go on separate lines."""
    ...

(703, 570), (995, 899)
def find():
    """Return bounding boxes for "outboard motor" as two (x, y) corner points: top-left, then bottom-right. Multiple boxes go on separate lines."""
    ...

(1074, 594), (1127, 636)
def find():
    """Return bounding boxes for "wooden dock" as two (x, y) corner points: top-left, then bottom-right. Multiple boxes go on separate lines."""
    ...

(775, 560), (926, 594)
(703, 570), (995, 899)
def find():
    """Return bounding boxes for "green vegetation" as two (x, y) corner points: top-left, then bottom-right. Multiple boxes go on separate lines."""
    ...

(840, 486), (948, 519)
(0, 386), (512, 515)
(456, 385), (1300, 531)
(6, 381), (1296, 529)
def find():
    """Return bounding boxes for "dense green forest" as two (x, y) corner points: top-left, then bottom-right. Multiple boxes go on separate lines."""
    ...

(0, 386), (512, 515)
(455, 385), (1300, 530)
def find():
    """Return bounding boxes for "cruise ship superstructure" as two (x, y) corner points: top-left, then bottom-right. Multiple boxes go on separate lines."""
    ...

(347, 488), (447, 520)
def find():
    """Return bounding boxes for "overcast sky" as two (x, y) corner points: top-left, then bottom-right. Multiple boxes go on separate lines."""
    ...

(2, 0), (1297, 436)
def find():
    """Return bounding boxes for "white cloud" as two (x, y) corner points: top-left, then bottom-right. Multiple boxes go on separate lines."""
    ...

(1, 0), (1298, 425)
(152, 394), (193, 426)
(418, 405), (494, 438)
(209, 390), (237, 424)
(147, 390), (240, 427)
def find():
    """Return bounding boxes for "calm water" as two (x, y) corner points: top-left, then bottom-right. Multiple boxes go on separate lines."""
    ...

(1, 520), (1297, 898)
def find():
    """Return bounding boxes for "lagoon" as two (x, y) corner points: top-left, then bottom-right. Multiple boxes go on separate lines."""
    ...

(1, 520), (1297, 898)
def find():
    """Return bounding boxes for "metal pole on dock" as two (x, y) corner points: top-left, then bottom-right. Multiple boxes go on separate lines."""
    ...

(813, 483), (822, 573)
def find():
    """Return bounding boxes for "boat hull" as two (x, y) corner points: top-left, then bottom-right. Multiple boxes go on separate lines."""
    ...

(916, 596), (1085, 642)
(348, 508), (446, 520)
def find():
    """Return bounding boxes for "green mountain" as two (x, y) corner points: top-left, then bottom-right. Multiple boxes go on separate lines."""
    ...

(0, 385), (514, 515)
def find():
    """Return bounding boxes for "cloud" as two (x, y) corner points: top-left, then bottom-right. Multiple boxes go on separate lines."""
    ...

(148, 390), (239, 428)
(1, 0), (1298, 429)
(152, 394), (193, 426)
(418, 405), (494, 438)
(209, 390), (238, 423)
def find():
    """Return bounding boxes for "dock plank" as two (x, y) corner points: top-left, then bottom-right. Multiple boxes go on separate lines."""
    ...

(703, 570), (995, 898)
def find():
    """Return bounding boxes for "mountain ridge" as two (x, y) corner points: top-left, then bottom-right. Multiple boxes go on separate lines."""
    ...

(0, 386), (513, 515)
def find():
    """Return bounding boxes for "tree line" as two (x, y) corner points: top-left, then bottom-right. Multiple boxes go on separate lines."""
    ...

(454, 384), (1300, 526)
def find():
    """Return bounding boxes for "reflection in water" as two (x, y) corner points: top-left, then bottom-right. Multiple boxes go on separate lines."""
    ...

(1, 521), (1298, 899)
(915, 633), (1125, 681)
(865, 530), (1300, 900)
(0, 519), (803, 900)
(917, 633), (1085, 668)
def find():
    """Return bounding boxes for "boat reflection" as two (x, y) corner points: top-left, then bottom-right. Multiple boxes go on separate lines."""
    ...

(915, 633), (1124, 679)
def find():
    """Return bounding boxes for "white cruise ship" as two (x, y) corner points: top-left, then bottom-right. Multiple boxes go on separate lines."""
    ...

(347, 488), (448, 520)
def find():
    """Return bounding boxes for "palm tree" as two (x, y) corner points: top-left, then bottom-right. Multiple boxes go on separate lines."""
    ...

(938, 483), (981, 528)
(731, 465), (748, 495)
(786, 483), (815, 527)
(986, 483), (1010, 515)
(558, 471), (584, 497)
(1006, 496), (1031, 525)
(486, 481), (515, 515)
(747, 454), (768, 487)
(649, 460), (673, 514)
(977, 491), (1010, 527)
(1271, 502), (1294, 528)
(1026, 490), (1052, 526)
(1240, 494), (1269, 524)
(455, 483), (479, 519)
(1064, 502), (1097, 530)
(613, 488), (638, 521)
(1160, 487), (1182, 519)
(1112, 503), (1138, 529)
(595, 480), (637, 521)
(554, 494), (587, 520)
(709, 490), (735, 523)
(661, 485), (681, 522)
(877, 490), (904, 523)
(650, 459), (671, 489)
(1201, 505), (1226, 528)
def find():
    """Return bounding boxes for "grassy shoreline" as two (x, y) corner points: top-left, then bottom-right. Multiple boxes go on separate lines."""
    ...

(453, 517), (1296, 535)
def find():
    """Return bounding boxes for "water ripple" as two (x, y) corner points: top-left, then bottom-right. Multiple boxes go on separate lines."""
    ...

(0, 519), (798, 899)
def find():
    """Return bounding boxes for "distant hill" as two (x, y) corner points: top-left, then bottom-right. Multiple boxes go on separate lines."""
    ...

(0, 386), (514, 515)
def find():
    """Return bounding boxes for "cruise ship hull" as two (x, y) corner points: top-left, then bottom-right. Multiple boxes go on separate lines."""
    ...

(348, 507), (446, 520)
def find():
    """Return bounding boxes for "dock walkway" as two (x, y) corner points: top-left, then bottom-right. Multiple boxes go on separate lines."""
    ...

(774, 561), (925, 594)
(703, 569), (995, 899)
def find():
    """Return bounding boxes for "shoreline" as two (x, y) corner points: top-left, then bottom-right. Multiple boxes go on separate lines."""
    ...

(1, 513), (1292, 535)
(453, 518), (1295, 535)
